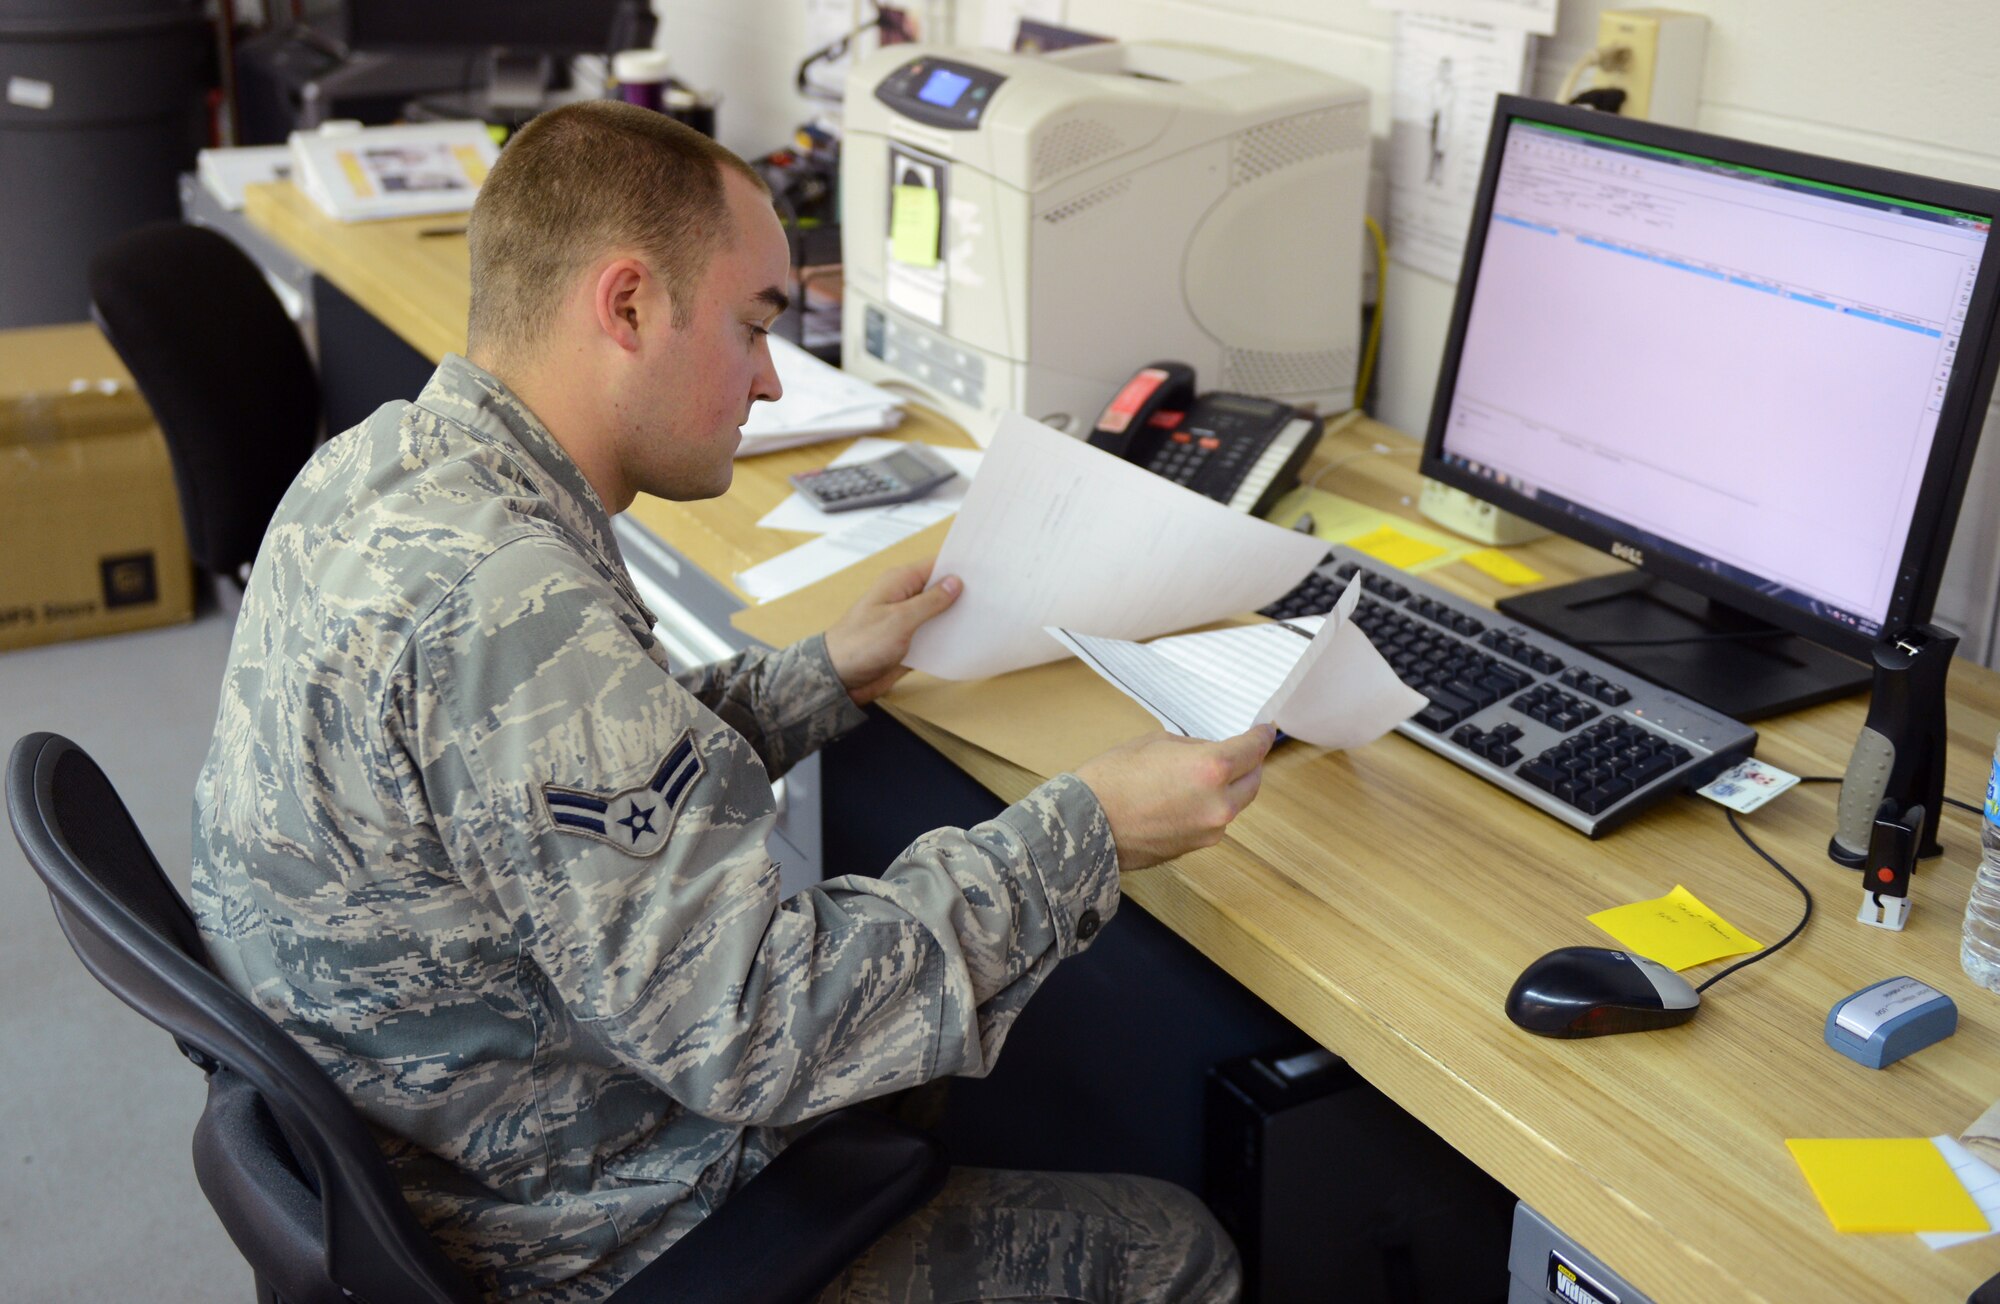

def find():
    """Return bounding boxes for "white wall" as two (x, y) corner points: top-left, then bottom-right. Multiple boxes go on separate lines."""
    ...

(654, 0), (2000, 661)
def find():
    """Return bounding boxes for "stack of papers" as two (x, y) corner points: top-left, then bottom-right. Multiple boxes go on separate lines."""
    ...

(289, 121), (498, 223)
(738, 335), (906, 456)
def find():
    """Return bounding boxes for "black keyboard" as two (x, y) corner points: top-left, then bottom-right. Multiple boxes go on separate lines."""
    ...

(1265, 545), (1758, 836)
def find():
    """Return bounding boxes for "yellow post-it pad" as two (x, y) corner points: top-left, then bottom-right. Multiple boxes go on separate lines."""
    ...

(1587, 884), (1762, 971)
(1347, 525), (1447, 571)
(1787, 1138), (1989, 1234)
(1462, 548), (1543, 585)
(890, 185), (940, 267)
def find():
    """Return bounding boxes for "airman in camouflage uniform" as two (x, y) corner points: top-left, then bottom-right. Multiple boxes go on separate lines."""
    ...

(194, 100), (1251, 1303)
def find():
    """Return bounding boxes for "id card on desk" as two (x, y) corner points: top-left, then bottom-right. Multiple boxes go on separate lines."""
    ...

(1698, 758), (1800, 813)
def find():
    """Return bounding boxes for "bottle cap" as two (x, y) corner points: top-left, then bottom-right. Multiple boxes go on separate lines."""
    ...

(613, 48), (672, 85)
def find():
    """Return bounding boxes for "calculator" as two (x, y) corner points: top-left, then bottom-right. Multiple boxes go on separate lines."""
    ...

(789, 444), (958, 512)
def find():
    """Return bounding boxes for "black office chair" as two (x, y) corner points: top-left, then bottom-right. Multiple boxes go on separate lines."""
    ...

(87, 222), (322, 584)
(7, 732), (946, 1304)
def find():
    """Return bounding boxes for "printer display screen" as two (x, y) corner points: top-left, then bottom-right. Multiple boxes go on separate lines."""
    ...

(917, 68), (972, 108)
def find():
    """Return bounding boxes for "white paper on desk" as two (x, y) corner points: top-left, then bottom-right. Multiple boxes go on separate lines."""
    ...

(736, 335), (906, 455)
(1050, 581), (1426, 749)
(736, 505), (938, 602)
(758, 439), (983, 535)
(904, 412), (1330, 680)
(1920, 1136), (2000, 1248)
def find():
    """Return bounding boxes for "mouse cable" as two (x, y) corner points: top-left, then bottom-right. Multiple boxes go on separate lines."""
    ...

(1698, 777), (1988, 994)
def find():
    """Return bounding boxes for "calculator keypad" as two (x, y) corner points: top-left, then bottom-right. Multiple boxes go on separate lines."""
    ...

(801, 467), (896, 503)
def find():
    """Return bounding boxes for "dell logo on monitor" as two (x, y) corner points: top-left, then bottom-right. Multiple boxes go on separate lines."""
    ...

(1610, 541), (1644, 566)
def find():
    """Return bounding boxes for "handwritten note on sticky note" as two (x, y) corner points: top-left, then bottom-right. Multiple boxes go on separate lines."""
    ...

(1588, 884), (1762, 971)
(1348, 525), (1447, 571)
(1462, 548), (1543, 585)
(890, 185), (940, 267)
(1788, 1138), (1989, 1234)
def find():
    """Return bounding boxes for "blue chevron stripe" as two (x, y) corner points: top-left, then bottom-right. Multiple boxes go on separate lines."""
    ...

(663, 750), (703, 806)
(551, 811), (606, 834)
(545, 790), (609, 813)
(650, 737), (695, 793)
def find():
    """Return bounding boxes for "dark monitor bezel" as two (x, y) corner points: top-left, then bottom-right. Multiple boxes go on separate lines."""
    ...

(1419, 95), (2000, 660)
(343, 0), (635, 55)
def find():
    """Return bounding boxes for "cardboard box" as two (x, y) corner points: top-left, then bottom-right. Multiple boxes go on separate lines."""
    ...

(0, 323), (194, 652)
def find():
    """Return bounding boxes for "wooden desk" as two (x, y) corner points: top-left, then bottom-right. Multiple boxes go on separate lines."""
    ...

(245, 182), (2000, 1301)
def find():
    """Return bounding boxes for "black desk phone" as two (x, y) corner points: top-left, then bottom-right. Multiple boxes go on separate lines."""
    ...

(1086, 362), (1324, 517)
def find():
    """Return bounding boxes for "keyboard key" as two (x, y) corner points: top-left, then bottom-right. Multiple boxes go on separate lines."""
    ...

(1520, 761), (1562, 791)
(1414, 702), (1460, 732)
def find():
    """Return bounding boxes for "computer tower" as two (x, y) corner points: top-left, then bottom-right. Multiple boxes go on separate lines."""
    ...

(1205, 1048), (1516, 1304)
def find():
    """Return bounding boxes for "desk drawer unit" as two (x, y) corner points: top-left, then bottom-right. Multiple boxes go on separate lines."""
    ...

(1508, 1202), (1653, 1304)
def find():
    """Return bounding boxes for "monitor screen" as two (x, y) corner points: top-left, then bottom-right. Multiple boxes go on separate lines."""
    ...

(1425, 99), (2000, 654)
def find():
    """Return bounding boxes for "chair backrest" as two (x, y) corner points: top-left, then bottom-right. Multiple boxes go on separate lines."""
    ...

(5, 733), (477, 1304)
(87, 222), (320, 580)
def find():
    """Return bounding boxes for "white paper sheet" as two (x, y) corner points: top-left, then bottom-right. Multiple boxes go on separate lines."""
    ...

(735, 505), (939, 603)
(904, 413), (1330, 680)
(1388, 14), (1536, 283)
(758, 439), (984, 535)
(1920, 1136), (2000, 1248)
(1050, 580), (1427, 750)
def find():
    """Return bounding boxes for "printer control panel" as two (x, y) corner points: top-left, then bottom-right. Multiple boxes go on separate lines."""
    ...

(874, 57), (1008, 130)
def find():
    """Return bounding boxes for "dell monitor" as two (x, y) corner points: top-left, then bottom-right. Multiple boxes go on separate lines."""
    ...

(1422, 96), (2000, 720)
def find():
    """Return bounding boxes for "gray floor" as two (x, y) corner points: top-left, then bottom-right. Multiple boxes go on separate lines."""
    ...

(0, 602), (249, 1300)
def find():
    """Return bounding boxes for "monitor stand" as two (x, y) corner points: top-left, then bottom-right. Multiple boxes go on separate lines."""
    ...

(1496, 570), (1869, 722)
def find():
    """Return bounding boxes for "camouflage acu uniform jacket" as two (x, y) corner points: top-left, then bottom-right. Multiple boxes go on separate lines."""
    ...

(192, 355), (1120, 1301)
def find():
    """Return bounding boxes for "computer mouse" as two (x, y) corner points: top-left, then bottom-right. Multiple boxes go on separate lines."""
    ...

(1504, 946), (1701, 1038)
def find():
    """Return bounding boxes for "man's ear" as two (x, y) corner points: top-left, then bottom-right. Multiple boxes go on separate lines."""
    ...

(592, 257), (651, 353)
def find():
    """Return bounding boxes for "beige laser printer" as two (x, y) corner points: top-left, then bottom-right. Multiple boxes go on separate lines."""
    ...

(840, 41), (1369, 440)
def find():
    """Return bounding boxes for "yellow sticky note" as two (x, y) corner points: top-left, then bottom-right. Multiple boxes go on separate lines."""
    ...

(1587, 884), (1762, 971)
(890, 185), (940, 267)
(1462, 548), (1543, 585)
(1347, 525), (1447, 571)
(1787, 1138), (1988, 1233)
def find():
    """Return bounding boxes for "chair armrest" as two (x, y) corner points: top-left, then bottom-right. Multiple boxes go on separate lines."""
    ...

(610, 1109), (947, 1304)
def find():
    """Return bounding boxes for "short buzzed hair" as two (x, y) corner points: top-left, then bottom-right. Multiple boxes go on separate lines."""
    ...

(466, 100), (767, 361)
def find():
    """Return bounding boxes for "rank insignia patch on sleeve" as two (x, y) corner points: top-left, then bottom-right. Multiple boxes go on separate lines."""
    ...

(541, 731), (704, 857)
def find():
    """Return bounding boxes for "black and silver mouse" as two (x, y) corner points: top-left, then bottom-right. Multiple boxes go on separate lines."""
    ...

(1505, 946), (1701, 1038)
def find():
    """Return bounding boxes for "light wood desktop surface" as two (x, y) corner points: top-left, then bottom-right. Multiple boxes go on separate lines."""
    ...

(246, 180), (2000, 1301)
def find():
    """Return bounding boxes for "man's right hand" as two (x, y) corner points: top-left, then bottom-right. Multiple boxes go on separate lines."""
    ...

(1073, 724), (1277, 871)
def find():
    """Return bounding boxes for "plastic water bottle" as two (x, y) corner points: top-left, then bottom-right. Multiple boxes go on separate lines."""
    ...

(1959, 735), (2000, 990)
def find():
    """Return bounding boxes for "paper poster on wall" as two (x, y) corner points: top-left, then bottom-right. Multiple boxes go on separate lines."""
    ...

(1387, 13), (1535, 283)
(1369, 0), (1558, 37)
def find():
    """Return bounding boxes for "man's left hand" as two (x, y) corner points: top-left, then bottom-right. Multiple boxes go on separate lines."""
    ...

(823, 560), (963, 706)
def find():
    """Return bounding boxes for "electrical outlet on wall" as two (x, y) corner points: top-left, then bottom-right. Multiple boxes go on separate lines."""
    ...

(1592, 8), (1708, 126)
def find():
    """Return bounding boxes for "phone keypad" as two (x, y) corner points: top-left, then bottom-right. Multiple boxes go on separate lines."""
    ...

(1146, 430), (1263, 498)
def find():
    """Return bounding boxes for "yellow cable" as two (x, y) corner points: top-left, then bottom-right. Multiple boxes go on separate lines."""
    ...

(1356, 214), (1388, 413)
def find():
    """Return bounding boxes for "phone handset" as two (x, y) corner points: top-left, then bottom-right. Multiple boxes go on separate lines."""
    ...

(1086, 361), (1197, 462)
